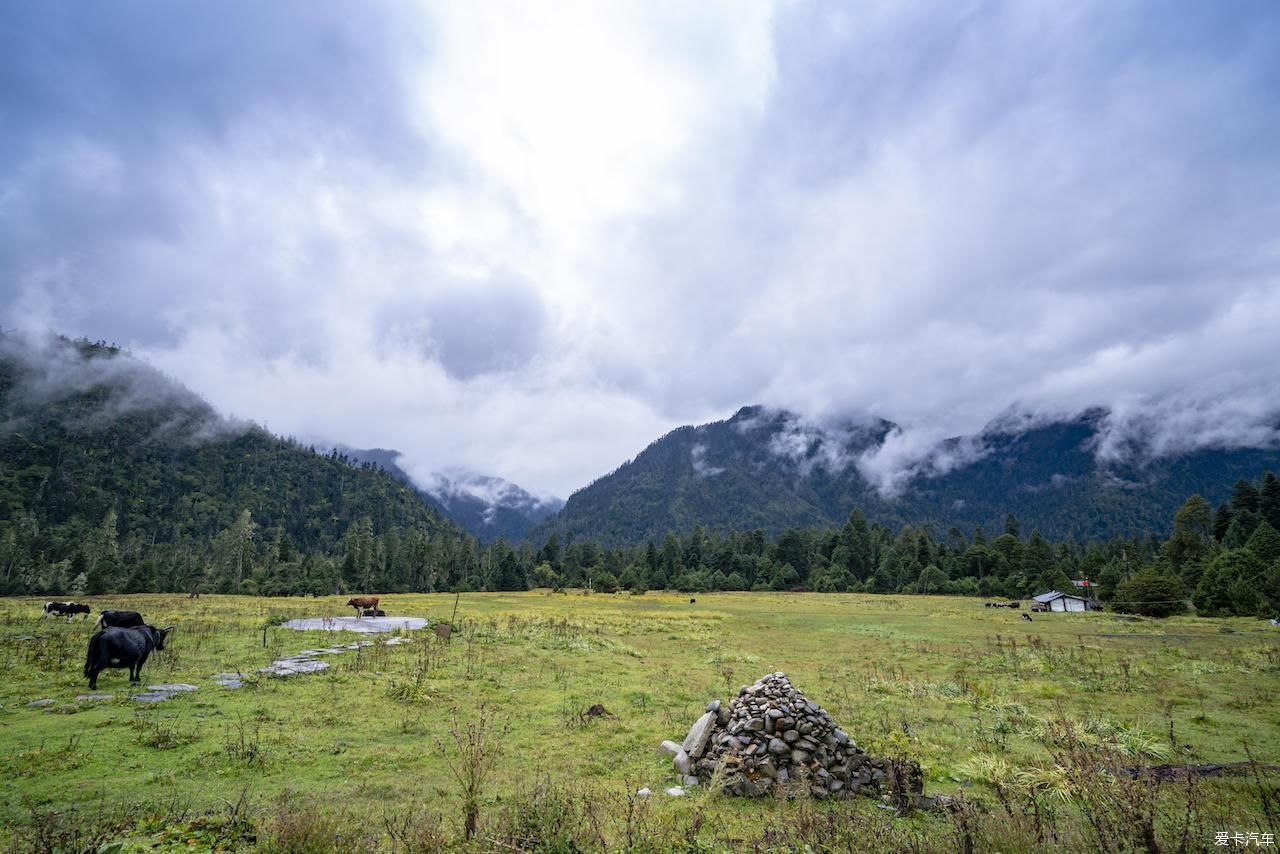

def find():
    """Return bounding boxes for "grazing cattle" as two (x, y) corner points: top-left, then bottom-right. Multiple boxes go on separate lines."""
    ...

(361, 608), (386, 617)
(95, 609), (146, 631)
(346, 596), (379, 617)
(84, 625), (173, 690)
(1022, 613), (1033, 622)
(43, 602), (91, 621)
(689, 598), (696, 604)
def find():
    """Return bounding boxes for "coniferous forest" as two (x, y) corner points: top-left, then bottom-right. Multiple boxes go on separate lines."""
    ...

(2, 334), (1278, 617)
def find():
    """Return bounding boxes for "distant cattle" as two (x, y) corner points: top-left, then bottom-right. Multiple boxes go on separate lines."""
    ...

(1022, 613), (1033, 622)
(43, 602), (90, 621)
(84, 625), (173, 690)
(95, 610), (146, 631)
(361, 608), (386, 617)
(347, 596), (379, 617)
(690, 598), (696, 604)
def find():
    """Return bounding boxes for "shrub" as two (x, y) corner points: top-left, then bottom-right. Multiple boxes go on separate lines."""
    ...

(1194, 549), (1266, 616)
(1111, 570), (1187, 617)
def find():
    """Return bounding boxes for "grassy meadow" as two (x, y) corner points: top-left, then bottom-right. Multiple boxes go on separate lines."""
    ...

(1, 591), (1277, 852)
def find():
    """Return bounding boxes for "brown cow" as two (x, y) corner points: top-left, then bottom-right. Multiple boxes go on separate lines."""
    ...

(347, 596), (379, 618)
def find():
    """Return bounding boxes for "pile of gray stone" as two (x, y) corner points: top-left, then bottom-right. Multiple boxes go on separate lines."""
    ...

(660, 672), (888, 799)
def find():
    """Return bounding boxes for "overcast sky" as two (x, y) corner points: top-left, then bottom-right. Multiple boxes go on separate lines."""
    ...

(3, 1), (1279, 498)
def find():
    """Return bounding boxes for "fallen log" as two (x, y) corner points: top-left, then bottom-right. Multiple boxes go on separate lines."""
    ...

(1125, 762), (1280, 781)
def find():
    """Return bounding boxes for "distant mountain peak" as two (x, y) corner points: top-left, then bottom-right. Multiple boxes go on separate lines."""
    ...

(423, 469), (563, 521)
(335, 447), (561, 542)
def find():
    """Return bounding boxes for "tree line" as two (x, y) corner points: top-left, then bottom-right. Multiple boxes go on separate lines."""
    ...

(6, 453), (1278, 618)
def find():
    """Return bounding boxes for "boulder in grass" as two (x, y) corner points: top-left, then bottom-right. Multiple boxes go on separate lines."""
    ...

(657, 740), (682, 758)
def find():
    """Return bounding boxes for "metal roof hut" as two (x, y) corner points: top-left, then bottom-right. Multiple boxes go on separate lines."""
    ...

(1031, 590), (1100, 612)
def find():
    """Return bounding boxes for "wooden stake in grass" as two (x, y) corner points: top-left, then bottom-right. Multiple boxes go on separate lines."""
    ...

(435, 705), (506, 841)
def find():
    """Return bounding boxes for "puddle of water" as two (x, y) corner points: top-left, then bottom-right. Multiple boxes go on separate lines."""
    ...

(280, 616), (428, 634)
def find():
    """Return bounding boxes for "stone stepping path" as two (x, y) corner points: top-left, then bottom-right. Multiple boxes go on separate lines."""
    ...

(257, 632), (417, 679)
(134, 683), (199, 703)
(76, 693), (115, 702)
(134, 691), (177, 703)
(260, 657), (330, 676)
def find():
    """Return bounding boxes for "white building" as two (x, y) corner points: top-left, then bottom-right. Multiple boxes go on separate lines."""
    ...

(1031, 590), (1099, 612)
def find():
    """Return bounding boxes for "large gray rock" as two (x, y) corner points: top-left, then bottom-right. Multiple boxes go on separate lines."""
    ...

(133, 691), (175, 703)
(682, 711), (716, 759)
(673, 750), (692, 776)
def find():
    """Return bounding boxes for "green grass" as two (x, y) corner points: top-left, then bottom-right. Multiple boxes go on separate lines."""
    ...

(1, 592), (1277, 851)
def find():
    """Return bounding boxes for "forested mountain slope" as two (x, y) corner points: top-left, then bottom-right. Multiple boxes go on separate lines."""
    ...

(0, 333), (459, 593)
(538, 405), (1280, 545)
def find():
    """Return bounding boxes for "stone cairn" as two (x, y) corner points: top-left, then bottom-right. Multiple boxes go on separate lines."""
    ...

(660, 672), (889, 799)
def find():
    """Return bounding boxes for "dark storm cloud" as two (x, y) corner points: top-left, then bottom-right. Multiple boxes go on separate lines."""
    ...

(0, 0), (429, 343)
(0, 2), (416, 149)
(378, 280), (548, 381)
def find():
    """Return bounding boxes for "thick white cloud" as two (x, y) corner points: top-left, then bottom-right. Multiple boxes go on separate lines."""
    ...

(2, 1), (1279, 498)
